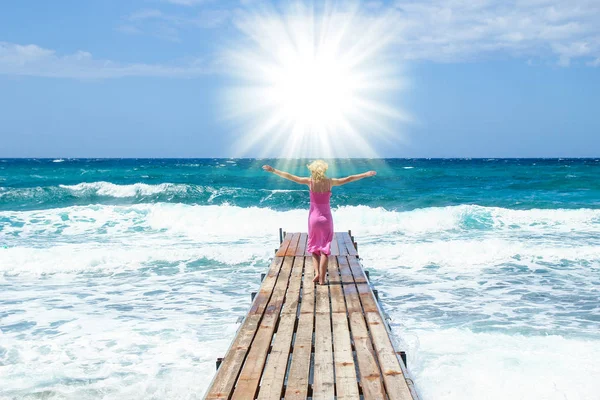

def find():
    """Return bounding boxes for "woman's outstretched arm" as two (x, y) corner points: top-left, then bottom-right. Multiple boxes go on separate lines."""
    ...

(262, 165), (310, 185)
(331, 171), (376, 187)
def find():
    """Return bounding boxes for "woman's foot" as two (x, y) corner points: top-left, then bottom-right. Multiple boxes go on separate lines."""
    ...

(312, 274), (320, 283)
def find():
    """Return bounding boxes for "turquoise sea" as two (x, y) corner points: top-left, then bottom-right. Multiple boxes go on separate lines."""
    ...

(1, 158), (599, 399)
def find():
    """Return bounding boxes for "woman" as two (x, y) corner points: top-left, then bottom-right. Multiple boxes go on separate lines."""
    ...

(262, 160), (376, 285)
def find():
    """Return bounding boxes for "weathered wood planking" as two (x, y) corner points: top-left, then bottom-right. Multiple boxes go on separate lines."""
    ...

(313, 270), (335, 399)
(256, 256), (304, 399)
(336, 232), (350, 256)
(204, 256), (285, 399)
(330, 232), (340, 255)
(284, 255), (314, 399)
(204, 231), (417, 400)
(343, 232), (358, 256)
(338, 256), (387, 399)
(285, 233), (302, 256)
(328, 256), (360, 399)
(348, 257), (414, 400)
(231, 256), (294, 399)
(275, 232), (294, 256)
(297, 233), (307, 256)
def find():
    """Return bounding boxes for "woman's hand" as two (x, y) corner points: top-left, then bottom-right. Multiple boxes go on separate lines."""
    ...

(366, 170), (377, 177)
(262, 165), (274, 172)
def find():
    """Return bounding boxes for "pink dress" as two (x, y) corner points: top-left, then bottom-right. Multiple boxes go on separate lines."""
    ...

(307, 179), (334, 255)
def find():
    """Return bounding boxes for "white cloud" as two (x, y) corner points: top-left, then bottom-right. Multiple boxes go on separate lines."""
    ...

(5, 0), (598, 81)
(117, 0), (600, 67)
(129, 9), (165, 21)
(162, 0), (210, 5)
(392, 0), (600, 66)
(0, 42), (207, 79)
(119, 7), (230, 40)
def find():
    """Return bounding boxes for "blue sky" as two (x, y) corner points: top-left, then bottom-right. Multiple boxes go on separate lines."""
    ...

(0, 0), (599, 158)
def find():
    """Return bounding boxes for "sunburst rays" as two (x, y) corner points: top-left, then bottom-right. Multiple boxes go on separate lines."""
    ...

(220, 1), (408, 159)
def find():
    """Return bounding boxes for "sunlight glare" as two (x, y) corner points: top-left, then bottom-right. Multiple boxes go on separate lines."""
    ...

(221, 2), (408, 158)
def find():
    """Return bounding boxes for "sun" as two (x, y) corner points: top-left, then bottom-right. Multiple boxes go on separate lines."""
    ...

(220, 1), (407, 158)
(272, 52), (354, 130)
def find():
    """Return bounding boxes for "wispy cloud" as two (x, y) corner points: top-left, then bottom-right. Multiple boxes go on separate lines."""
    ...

(0, 42), (207, 79)
(118, 7), (230, 41)
(161, 0), (213, 5)
(116, 0), (600, 67)
(129, 9), (165, 21)
(392, 0), (600, 66)
(6, 0), (598, 81)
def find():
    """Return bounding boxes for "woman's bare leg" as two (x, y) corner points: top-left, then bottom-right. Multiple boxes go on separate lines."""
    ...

(318, 253), (328, 285)
(312, 253), (320, 283)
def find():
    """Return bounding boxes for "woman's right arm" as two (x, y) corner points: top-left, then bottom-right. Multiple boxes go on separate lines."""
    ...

(331, 171), (376, 186)
(263, 165), (310, 185)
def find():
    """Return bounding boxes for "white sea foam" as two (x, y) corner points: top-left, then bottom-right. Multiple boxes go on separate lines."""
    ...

(2, 203), (597, 242)
(333, 204), (600, 235)
(0, 270), (240, 400)
(407, 329), (600, 400)
(59, 182), (189, 198)
(52, 159), (65, 163)
(0, 241), (271, 275)
(1, 203), (599, 246)
(1, 203), (599, 399)
(360, 239), (600, 271)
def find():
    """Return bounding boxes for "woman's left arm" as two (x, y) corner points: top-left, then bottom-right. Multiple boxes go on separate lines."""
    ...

(262, 165), (310, 185)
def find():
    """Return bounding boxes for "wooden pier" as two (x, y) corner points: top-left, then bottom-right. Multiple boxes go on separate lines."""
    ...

(204, 231), (419, 400)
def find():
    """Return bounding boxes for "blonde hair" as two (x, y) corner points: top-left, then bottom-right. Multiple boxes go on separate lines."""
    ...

(307, 160), (328, 181)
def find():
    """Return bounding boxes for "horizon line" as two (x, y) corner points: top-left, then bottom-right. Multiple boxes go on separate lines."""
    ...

(1, 157), (599, 160)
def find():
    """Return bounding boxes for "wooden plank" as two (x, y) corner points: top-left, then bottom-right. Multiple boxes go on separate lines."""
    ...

(342, 231), (358, 257)
(347, 256), (368, 284)
(286, 233), (301, 256)
(276, 232), (293, 256)
(338, 256), (387, 399)
(231, 256), (295, 399)
(328, 256), (360, 399)
(297, 233), (307, 256)
(304, 236), (312, 256)
(338, 255), (354, 284)
(330, 232), (340, 256)
(205, 257), (285, 399)
(284, 256), (315, 400)
(304, 231), (312, 256)
(364, 311), (414, 400)
(207, 231), (416, 400)
(313, 273), (335, 399)
(348, 258), (413, 400)
(337, 232), (349, 256)
(257, 256), (305, 399)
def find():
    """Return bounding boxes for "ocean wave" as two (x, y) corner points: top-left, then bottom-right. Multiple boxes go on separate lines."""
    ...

(0, 243), (270, 275)
(0, 182), (310, 210)
(333, 204), (600, 235)
(1, 203), (599, 240)
(362, 238), (600, 271)
(2, 171), (600, 212)
(1, 203), (599, 274)
(59, 182), (190, 198)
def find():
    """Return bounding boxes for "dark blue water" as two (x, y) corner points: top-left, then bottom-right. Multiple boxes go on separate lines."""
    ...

(1, 158), (599, 211)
